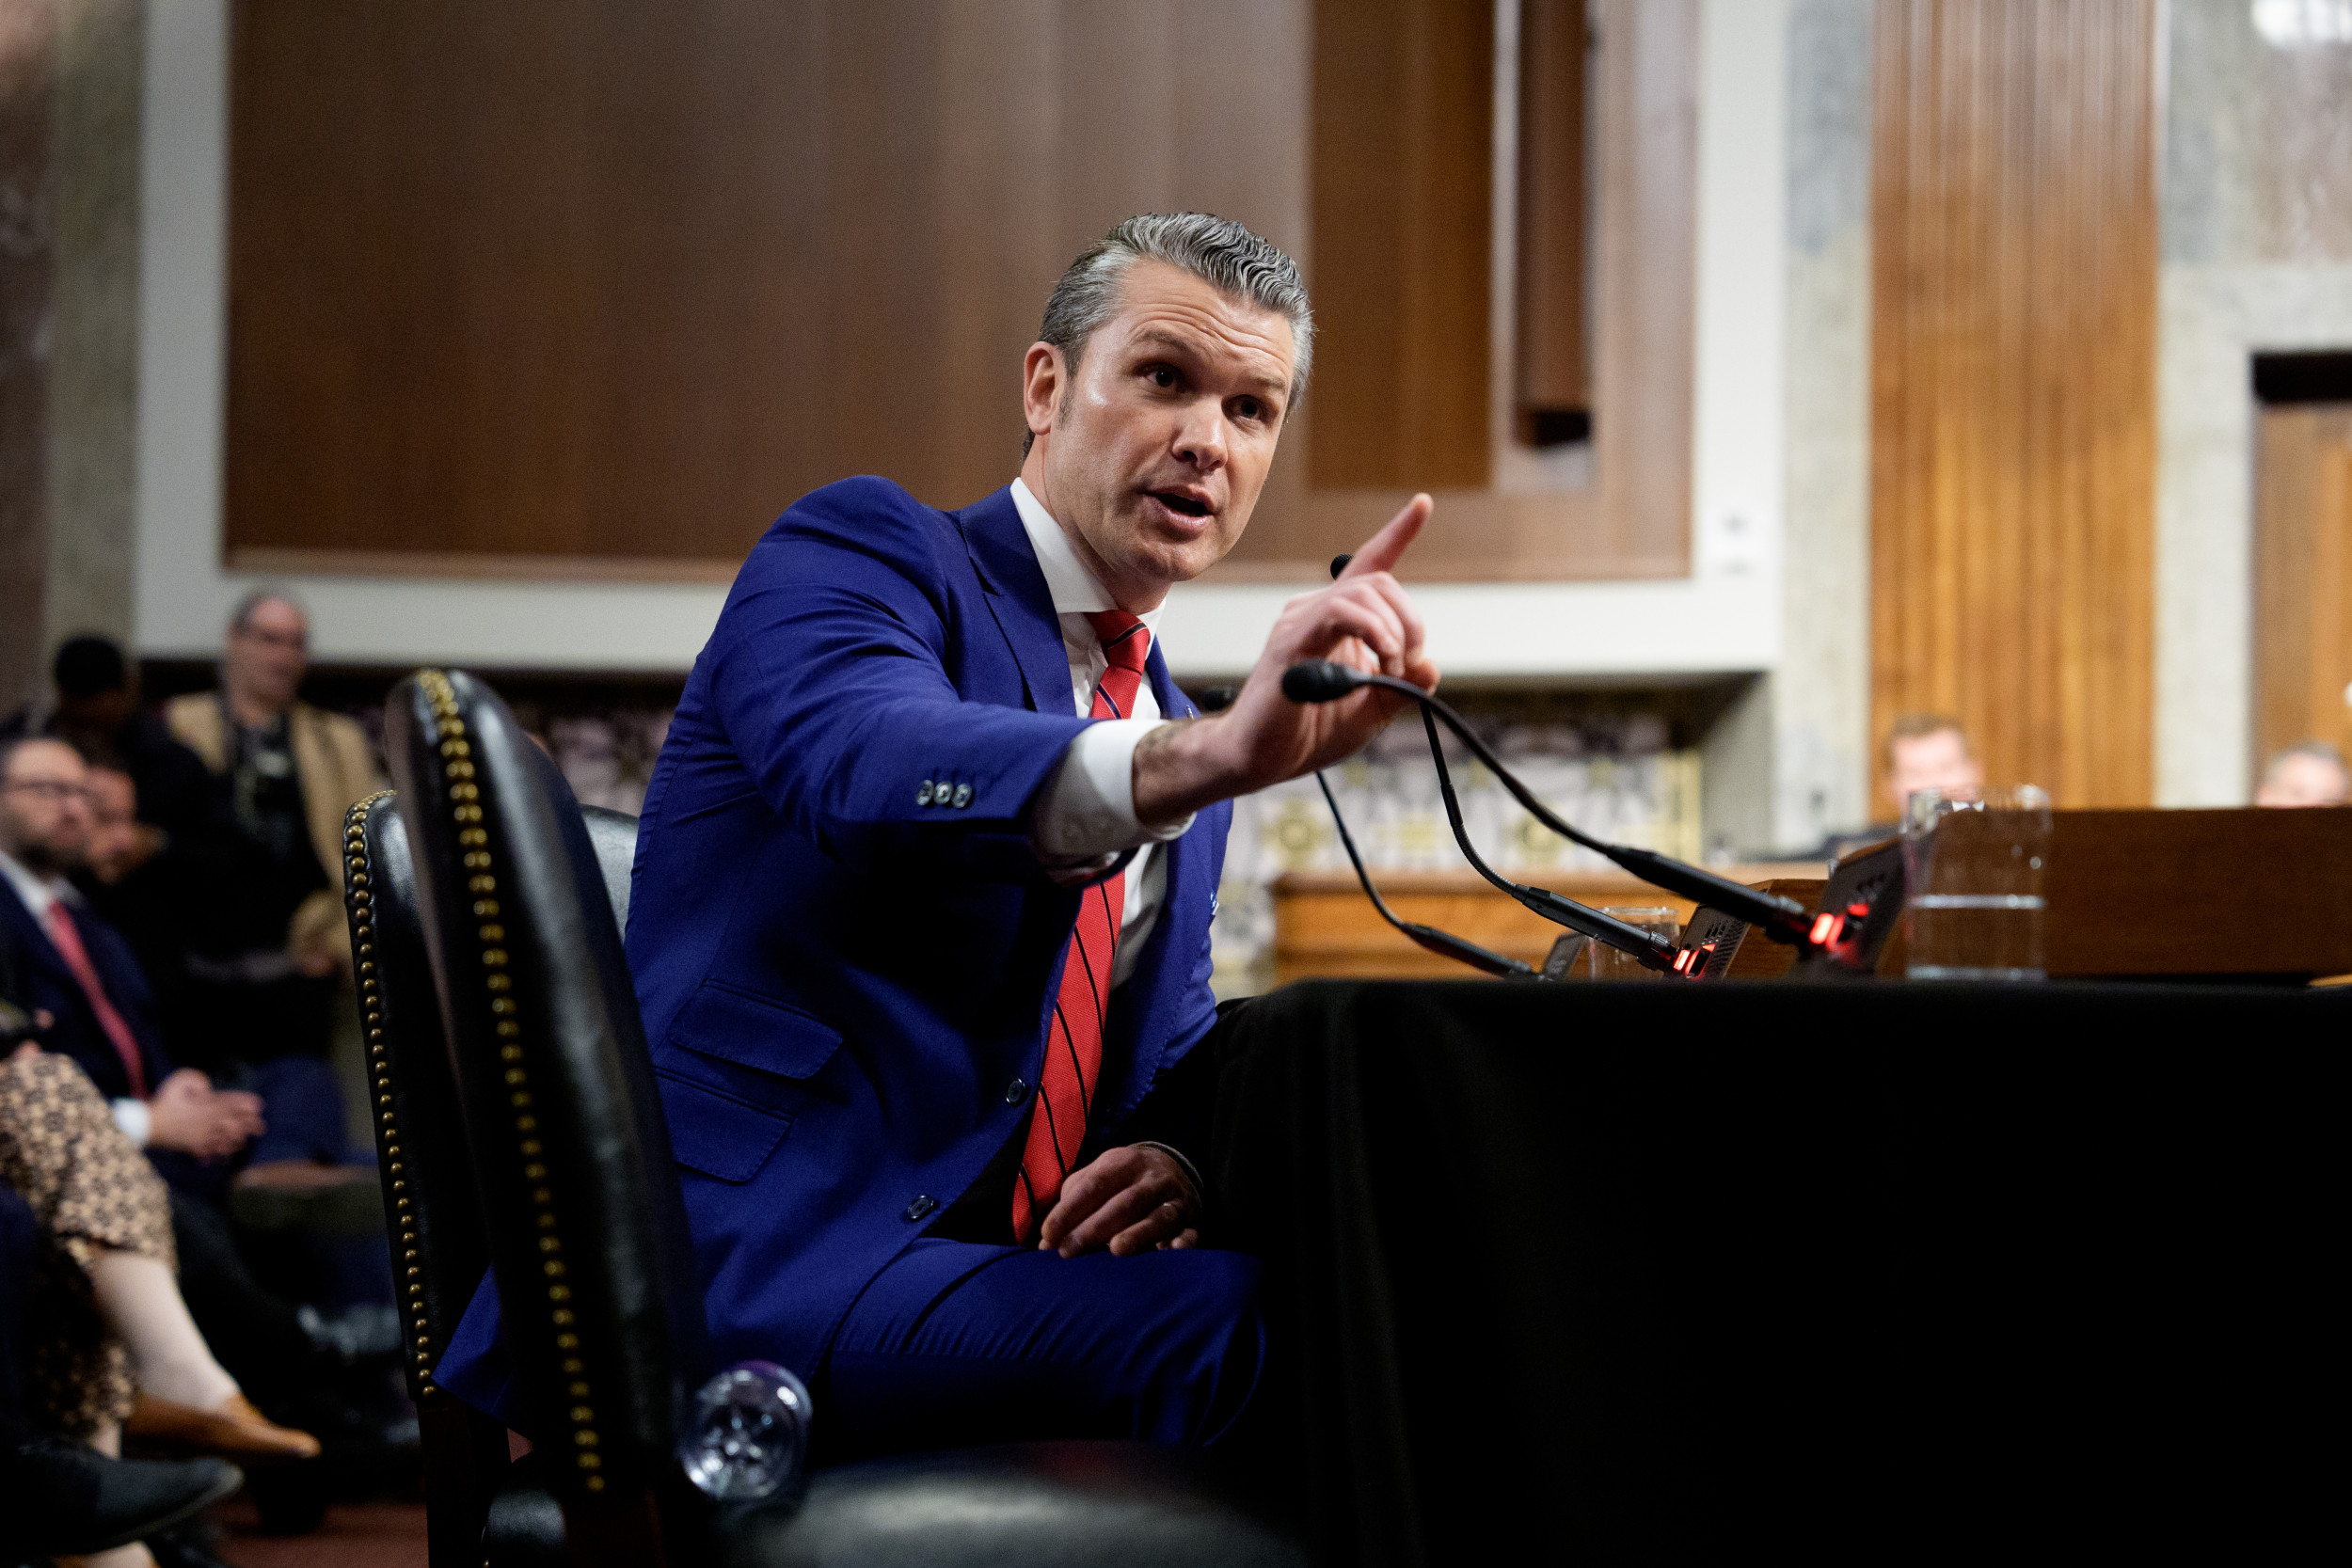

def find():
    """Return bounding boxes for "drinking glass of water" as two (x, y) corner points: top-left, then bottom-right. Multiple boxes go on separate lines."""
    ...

(1901, 784), (2052, 981)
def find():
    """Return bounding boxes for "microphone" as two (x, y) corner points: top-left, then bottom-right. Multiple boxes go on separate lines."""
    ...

(1280, 661), (1361, 705)
(1312, 772), (1540, 980)
(1284, 660), (1816, 947)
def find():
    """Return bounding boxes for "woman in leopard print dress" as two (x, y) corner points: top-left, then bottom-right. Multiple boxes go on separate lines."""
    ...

(0, 1046), (172, 1440)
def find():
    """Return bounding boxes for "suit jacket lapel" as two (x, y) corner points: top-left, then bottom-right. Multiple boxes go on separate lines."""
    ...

(0, 878), (73, 992)
(957, 487), (1073, 717)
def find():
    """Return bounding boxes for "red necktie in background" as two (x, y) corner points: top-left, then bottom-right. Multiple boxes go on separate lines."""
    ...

(1012, 610), (1152, 1243)
(43, 900), (150, 1100)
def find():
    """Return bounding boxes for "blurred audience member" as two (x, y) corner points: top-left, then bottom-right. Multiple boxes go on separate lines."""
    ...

(1882, 713), (1985, 818)
(0, 636), (214, 863)
(3, 1178), (246, 1566)
(76, 754), (199, 1055)
(0, 1044), (317, 1465)
(0, 738), (267, 1184)
(2253, 740), (2349, 808)
(163, 593), (382, 1074)
(1815, 714), (1988, 862)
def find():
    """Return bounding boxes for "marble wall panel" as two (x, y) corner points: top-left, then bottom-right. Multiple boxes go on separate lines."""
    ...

(2156, 0), (2352, 804)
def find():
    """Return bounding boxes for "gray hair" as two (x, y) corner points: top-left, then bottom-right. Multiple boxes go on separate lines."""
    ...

(2265, 739), (2349, 780)
(1025, 213), (1312, 457)
(229, 587), (307, 634)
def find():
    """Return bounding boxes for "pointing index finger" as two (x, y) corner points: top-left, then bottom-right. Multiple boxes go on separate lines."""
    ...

(1339, 494), (1432, 580)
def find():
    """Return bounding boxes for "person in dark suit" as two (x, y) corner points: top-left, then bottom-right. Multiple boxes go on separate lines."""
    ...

(440, 214), (1443, 1455)
(0, 636), (215, 861)
(0, 736), (262, 1177)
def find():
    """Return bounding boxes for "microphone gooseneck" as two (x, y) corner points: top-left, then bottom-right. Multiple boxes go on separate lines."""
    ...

(1415, 708), (1677, 971)
(1313, 774), (1540, 979)
(1282, 660), (1815, 946)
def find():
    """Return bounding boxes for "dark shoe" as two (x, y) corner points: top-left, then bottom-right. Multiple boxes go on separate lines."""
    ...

(1, 1435), (243, 1556)
(144, 1515), (241, 1568)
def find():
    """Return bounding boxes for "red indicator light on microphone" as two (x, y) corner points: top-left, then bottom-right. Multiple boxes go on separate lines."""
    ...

(1673, 949), (1693, 974)
(1847, 900), (1870, 919)
(1811, 911), (1844, 945)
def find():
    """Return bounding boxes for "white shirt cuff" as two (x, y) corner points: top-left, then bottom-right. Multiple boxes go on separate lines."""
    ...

(1032, 720), (1197, 863)
(111, 1098), (151, 1147)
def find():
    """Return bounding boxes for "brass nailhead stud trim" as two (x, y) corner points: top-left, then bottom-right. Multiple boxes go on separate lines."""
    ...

(414, 670), (604, 1482)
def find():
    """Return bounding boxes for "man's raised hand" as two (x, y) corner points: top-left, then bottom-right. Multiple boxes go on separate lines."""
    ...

(1132, 495), (1439, 825)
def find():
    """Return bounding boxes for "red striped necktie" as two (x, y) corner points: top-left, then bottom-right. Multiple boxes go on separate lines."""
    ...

(42, 900), (150, 1100)
(1012, 610), (1152, 1243)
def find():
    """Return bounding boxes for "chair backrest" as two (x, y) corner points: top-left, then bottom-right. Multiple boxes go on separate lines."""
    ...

(344, 795), (645, 1406)
(344, 789), (493, 1404)
(384, 668), (707, 1525)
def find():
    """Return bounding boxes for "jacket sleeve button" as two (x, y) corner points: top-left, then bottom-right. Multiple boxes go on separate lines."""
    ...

(953, 784), (974, 809)
(916, 781), (934, 806)
(903, 1195), (937, 1222)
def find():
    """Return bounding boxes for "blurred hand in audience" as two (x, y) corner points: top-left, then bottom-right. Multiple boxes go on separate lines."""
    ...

(147, 1069), (264, 1160)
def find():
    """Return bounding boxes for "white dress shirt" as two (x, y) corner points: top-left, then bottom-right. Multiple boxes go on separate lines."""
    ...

(0, 847), (152, 1146)
(1014, 478), (1197, 989)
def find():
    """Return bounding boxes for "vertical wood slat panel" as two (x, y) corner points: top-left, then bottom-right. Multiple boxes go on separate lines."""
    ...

(1868, 0), (2157, 808)
(1307, 0), (1493, 490)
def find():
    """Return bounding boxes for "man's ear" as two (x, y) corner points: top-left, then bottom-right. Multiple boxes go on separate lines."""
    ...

(1021, 342), (1063, 443)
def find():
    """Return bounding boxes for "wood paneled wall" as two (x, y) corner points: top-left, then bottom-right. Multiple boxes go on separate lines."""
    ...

(1249, 0), (1693, 581)
(1868, 0), (2159, 807)
(227, 0), (1696, 584)
(2253, 406), (2352, 773)
(1514, 0), (1591, 436)
(225, 0), (1308, 574)
(1307, 0), (1493, 491)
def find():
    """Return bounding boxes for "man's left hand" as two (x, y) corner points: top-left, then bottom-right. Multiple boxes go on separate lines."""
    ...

(1037, 1144), (1200, 1258)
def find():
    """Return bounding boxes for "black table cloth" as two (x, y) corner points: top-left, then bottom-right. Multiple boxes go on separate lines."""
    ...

(1204, 979), (2344, 1563)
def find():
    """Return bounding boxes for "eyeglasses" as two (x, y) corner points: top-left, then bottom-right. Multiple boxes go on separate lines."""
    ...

(0, 779), (94, 804)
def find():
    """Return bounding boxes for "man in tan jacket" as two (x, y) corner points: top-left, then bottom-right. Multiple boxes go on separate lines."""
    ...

(166, 592), (383, 1072)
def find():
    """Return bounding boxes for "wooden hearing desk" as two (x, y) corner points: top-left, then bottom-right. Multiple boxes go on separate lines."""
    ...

(1270, 863), (1825, 984)
(1270, 807), (2352, 984)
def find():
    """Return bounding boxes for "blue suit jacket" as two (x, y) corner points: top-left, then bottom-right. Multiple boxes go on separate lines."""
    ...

(442, 479), (1230, 1412)
(0, 880), (173, 1103)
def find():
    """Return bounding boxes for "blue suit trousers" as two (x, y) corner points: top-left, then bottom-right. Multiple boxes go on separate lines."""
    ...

(811, 1239), (1265, 1463)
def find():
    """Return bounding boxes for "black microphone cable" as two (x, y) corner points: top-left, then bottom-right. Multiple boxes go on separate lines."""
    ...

(1412, 706), (1678, 972)
(1312, 770), (1541, 979)
(1281, 659), (1817, 948)
(1193, 678), (1538, 980)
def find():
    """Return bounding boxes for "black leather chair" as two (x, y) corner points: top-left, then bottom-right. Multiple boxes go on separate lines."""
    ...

(360, 669), (1300, 1567)
(342, 790), (643, 1565)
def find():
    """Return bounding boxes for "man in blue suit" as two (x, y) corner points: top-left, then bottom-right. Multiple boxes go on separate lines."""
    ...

(446, 213), (1442, 1454)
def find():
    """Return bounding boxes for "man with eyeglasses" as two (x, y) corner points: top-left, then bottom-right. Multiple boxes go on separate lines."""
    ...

(163, 593), (382, 1078)
(0, 737), (263, 1166)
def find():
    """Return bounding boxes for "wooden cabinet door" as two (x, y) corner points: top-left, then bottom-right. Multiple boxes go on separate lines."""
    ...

(2253, 405), (2352, 780)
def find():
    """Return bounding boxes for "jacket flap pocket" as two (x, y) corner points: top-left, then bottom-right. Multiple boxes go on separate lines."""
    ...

(667, 982), (844, 1080)
(655, 1070), (792, 1184)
